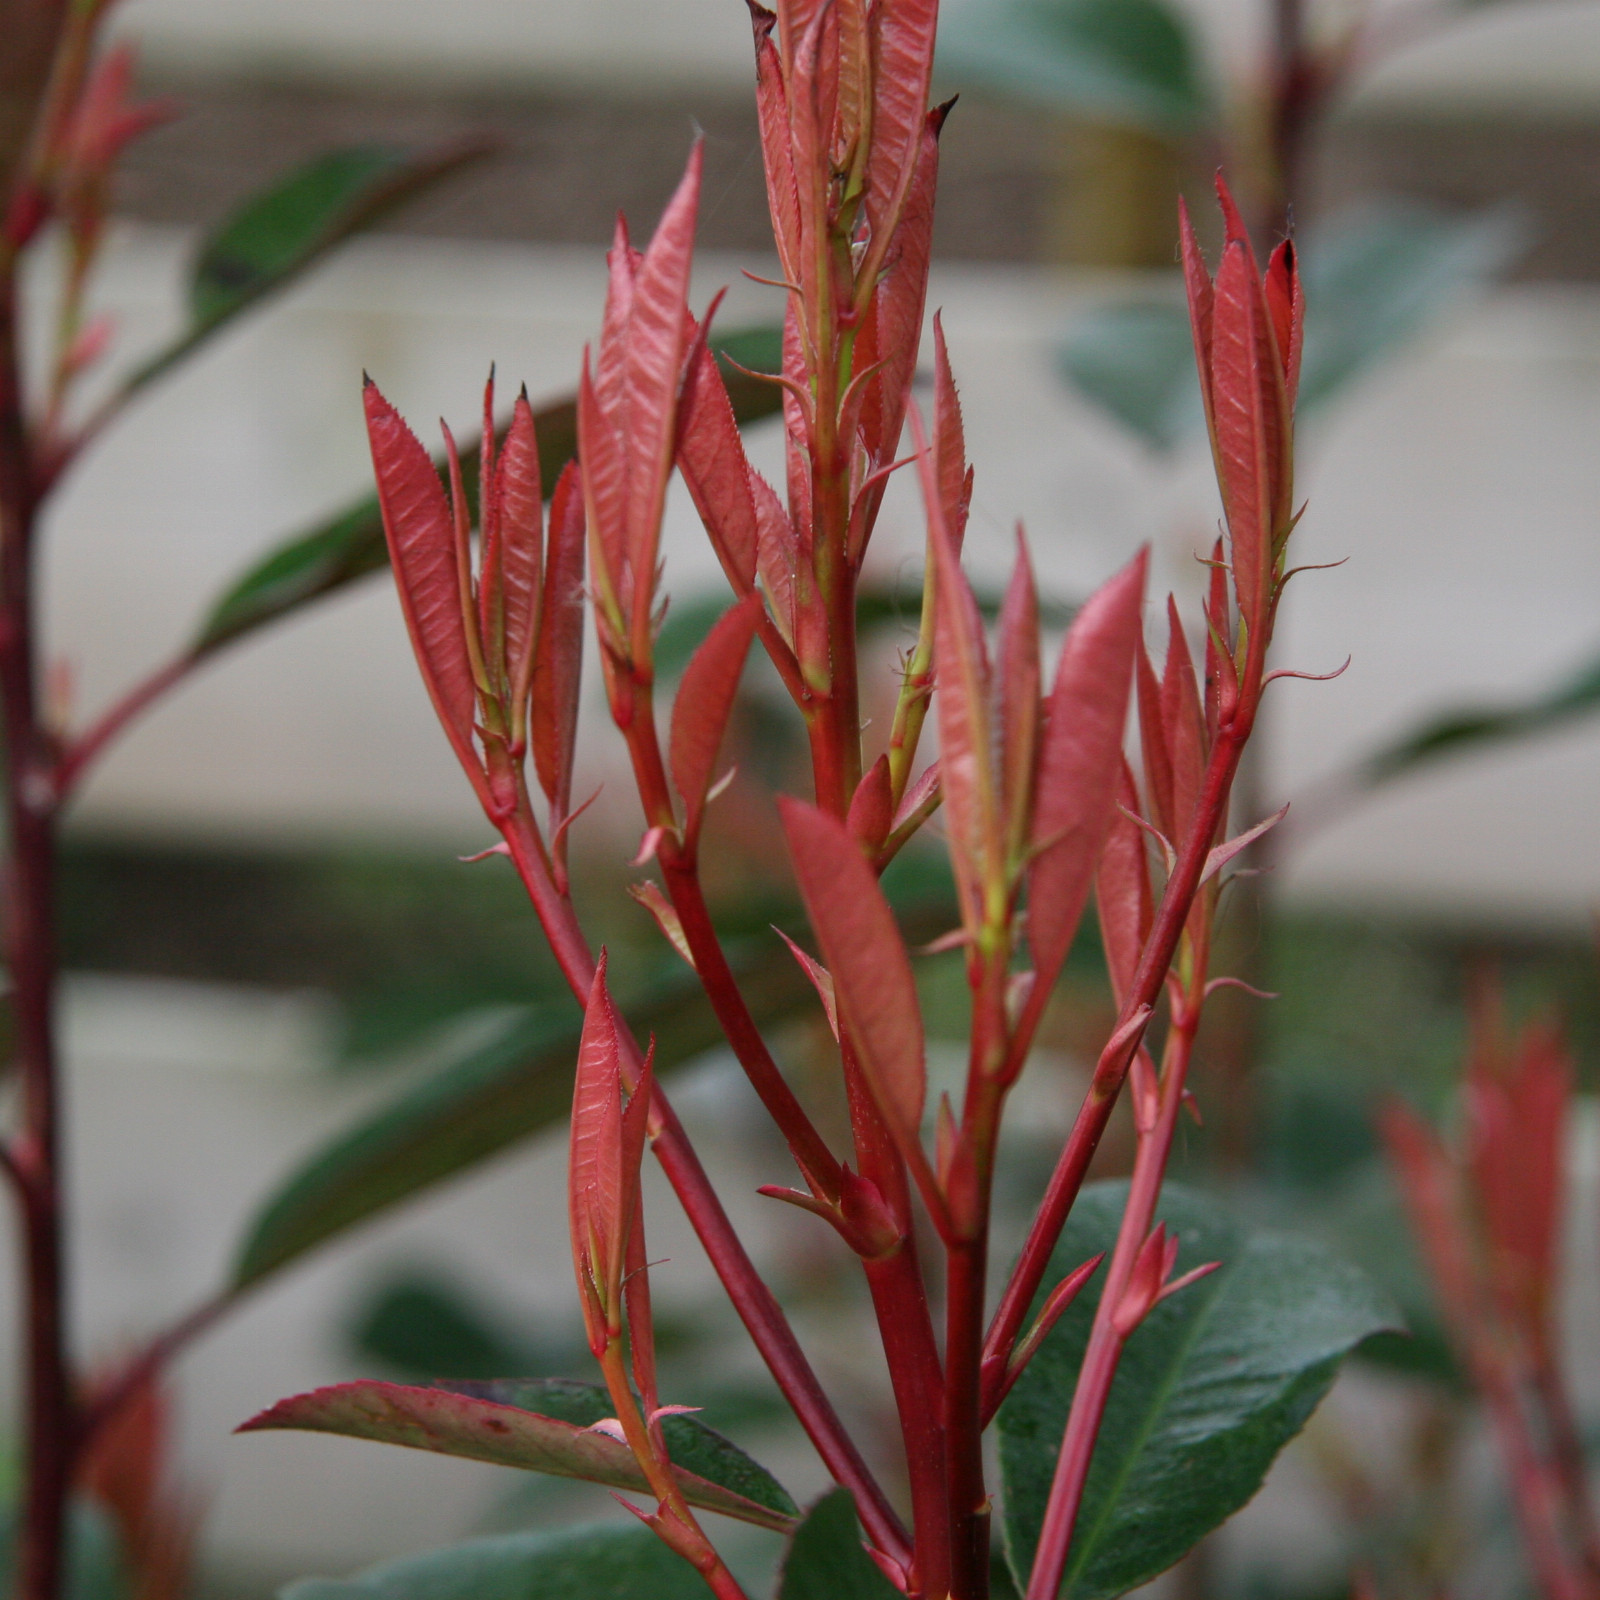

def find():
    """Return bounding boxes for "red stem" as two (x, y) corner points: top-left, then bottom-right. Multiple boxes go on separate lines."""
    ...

(496, 806), (910, 1567)
(0, 260), (77, 1600)
(983, 722), (1248, 1382)
(54, 651), (197, 799)
(1023, 1014), (1198, 1600)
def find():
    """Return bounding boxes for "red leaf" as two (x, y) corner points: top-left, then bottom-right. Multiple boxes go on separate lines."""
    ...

(1135, 639), (1173, 841)
(363, 380), (480, 786)
(677, 339), (759, 592)
(1160, 596), (1206, 842)
(847, 753), (894, 851)
(578, 352), (627, 619)
(915, 408), (997, 931)
(568, 952), (631, 1347)
(497, 389), (545, 703)
(1027, 550), (1145, 996)
(1095, 758), (1151, 1008)
(752, 464), (798, 645)
(776, 928), (839, 1040)
(749, 3), (801, 285)
(531, 462), (586, 825)
(865, 0), (939, 247)
(1178, 196), (1216, 444)
(998, 529), (1041, 864)
(778, 798), (925, 1149)
(1264, 238), (1304, 407)
(595, 213), (639, 420)
(669, 593), (761, 845)
(620, 143), (702, 631)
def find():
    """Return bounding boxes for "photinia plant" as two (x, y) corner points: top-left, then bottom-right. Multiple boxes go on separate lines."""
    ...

(239, 4), (1399, 1597)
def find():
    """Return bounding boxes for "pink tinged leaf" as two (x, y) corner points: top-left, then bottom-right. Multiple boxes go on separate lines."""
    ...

(496, 390), (545, 705)
(749, 3), (802, 283)
(752, 465), (799, 646)
(578, 353), (627, 620)
(629, 881), (695, 969)
(1199, 801), (1289, 884)
(569, 954), (628, 1345)
(477, 371), (503, 668)
(1264, 238), (1304, 408)
(865, 0), (939, 245)
(778, 798), (926, 1147)
(677, 340), (759, 591)
(775, 928), (839, 1041)
(584, 1417), (628, 1443)
(998, 529), (1042, 864)
(1028, 550), (1147, 999)
(595, 212), (639, 419)
(1135, 641), (1174, 842)
(1111, 1224), (1183, 1338)
(237, 1382), (797, 1533)
(620, 143), (703, 633)
(892, 759), (941, 834)
(531, 462), (586, 820)
(931, 314), (971, 543)
(1161, 596), (1207, 840)
(669, 593), (762, 844)
(1096, 759), (1153, 1008)
(1178, 197), (1216, 442)
(847, 755), (894, 851)
(363, 381), (480, 783)
(913, 408), (998, 930)
(1380, 1101), (1476, 1323)
(992, 1252), (1106, 1412)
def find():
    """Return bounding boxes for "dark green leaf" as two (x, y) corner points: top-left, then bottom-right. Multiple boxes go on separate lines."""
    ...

(1059, 201), (1524, 452)
(1358, 644), (1600, 787)
(128, 142), (493, 399)
(937, 0), (1212, 135)
(230, 940), (812, 1290)
(998, 1181), (1399, 1599)
(345, 1268), (584, 1382)
(443, 1380), (798, 1522)
(279, 1522), (704, 1600)
(188, 328), (781, 657)
(244, 1380), (795, 1532)
(778, 1490), (900, 1600)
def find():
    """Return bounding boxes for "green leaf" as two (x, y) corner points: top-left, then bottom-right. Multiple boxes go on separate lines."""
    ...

(778, 1490), (900, 1600)
(127, 142), (493, 400)
(937, 0), (1213, 135)
(443, 1379), (798, 1523)
(279, 1522), (705, 1600)
(230, 940), (812, 1290)
(1358, 643), (1600, 788)
(1058, 201), (1524, 452)
(998, 1181), (1400, 1599)
(187, 328), (782, 658)
(243, 1380), (797, 1533)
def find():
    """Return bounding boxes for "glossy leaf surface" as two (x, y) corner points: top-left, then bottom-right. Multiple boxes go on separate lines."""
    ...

(129, 143), (489, 399)
(243, 1380), (795, 1531)
(778, 1490), (900, 1600)
(999, 1182), (1399, 1599)
(443, 1379), (798, 1523)
(280, 1523), (704, 1600)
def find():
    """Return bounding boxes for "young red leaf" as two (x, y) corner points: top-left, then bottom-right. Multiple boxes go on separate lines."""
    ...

(569, 953), (629, 1350)
(847, 754), (894, 852)
(1095, 758), (1153, 1008)
(931, 313), (972, 545)
(915, 407), (998, 932)
(363, 380), (481, 790)
(1178, 196), (1217, 448)
(1264, 238), (1304, 408)
(531, 461), (586, 829)
(778, 798), (925, 1151)
(865, 0), (939, 244)
(1160, 596), (1207, 843)
(775, 928), (839, 1041)
(595, 212), (639, 420)
(1135, 639), (1173, 841)
(677, 339), (759, 592)
(998, 528), (1041, 867)
(496, 389), (545, 705)
(620, 143), (702, 635)
(669, 592), (761, 847)
(578, 352), (627, 626)
(477, 371), (504, 670)
(1199, 801), (1289, 884)
(752, 466), (798, 645)
(1027, 549), (1146, 998)
(748, 3), (801, 285)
